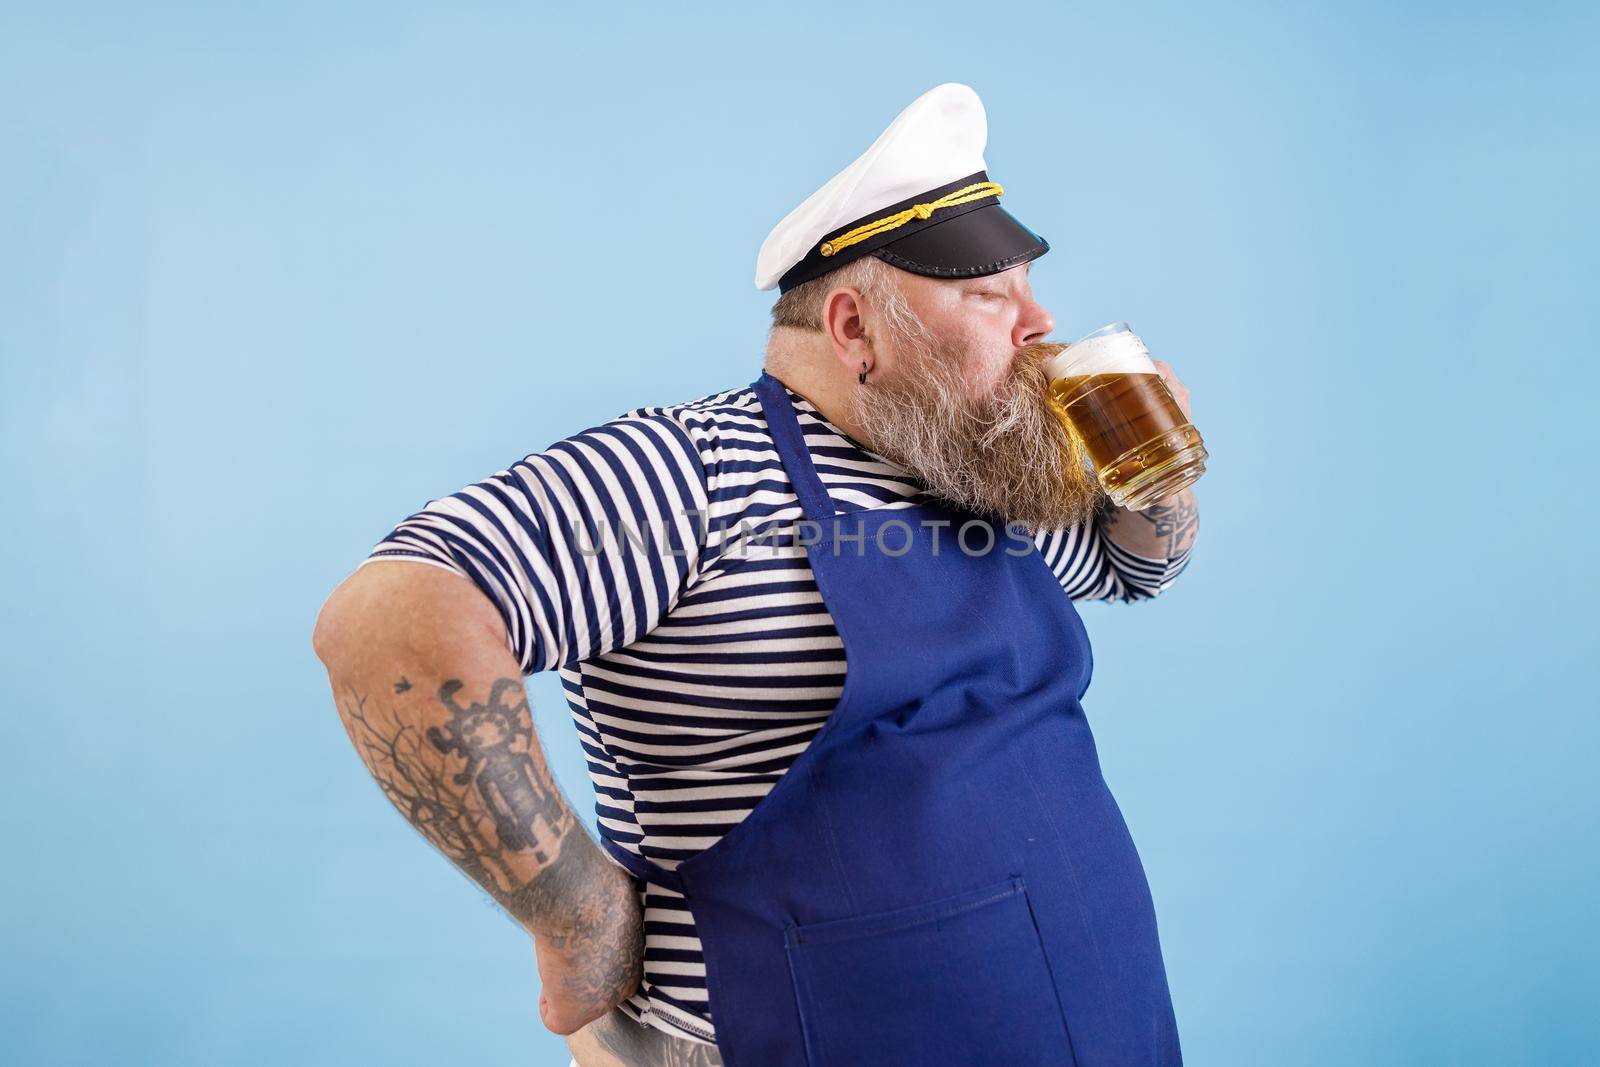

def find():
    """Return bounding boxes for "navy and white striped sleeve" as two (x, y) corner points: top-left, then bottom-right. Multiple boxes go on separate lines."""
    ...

(1034, 513), (1193, 604)
(358, 410), (710, 674)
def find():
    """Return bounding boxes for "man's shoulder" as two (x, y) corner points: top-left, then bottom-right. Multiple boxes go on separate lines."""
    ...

(598, 382), (774, 458)
(561, 382), (771, 497)
(612, 383), (762, 431)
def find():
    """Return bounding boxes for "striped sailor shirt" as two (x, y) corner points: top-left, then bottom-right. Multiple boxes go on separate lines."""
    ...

(358, 378), (1192, 1047)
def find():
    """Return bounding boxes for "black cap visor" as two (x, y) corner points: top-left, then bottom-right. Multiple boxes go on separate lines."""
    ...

(871, 202), (1049, 280)
(777, 171), (1050, 293)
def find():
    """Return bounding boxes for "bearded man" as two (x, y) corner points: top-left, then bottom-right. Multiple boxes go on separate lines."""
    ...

(313, 83), (1198, 1067)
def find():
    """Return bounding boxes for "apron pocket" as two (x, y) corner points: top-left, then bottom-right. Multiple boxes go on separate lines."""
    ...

(783, 874), (1073, 1067)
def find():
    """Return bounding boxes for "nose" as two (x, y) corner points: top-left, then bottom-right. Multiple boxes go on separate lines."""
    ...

(1014, 294), (1055, 348)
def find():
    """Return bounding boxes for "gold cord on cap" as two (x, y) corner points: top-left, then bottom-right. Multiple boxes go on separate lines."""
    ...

(818, 181), (1004, 257)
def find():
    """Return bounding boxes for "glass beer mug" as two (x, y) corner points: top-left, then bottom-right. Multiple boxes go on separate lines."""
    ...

(1043, 322), (1207, 511)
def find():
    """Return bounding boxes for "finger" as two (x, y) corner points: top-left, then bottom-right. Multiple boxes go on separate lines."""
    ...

(1150, 362), (1187, 398)
(540, 991), (601, 1037)
(541, 1000), (575, 1036)
(546, 1006), (590, 1037)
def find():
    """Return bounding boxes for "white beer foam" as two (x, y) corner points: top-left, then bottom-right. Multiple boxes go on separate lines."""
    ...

(1044, 332), (1156, 378)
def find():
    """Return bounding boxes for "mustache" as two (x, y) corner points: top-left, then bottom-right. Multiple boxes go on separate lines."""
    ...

(1010, 340), (1069, 383)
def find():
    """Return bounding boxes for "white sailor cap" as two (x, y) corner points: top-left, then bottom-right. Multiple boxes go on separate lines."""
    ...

(755, 82), (1049, 294)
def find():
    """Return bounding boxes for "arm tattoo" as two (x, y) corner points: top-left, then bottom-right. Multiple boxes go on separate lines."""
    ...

(584, 1006), (725, 1066)
(1134, 494), (1199, 556)
(335, 673), (642, 1016)
(426, 677), (568, 866)
(1097, 490), (1198, 559)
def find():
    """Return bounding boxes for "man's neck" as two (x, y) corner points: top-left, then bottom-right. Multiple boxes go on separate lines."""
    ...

(762, 328), (878, 451)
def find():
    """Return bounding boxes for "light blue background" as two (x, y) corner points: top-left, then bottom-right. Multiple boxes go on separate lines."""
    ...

(4, 3), (1596, 1064)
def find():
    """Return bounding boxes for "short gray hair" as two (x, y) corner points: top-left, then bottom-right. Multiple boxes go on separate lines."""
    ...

(768, 255), (919, 340)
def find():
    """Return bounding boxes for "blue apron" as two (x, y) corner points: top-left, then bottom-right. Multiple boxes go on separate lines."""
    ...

(602, 371), (1181, 1066)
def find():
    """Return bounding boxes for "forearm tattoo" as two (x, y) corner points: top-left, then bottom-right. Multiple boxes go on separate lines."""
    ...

(585, 1006), (725, 1066)
(334, 673), (643, 1015)
(1098, 489), (1198, 558)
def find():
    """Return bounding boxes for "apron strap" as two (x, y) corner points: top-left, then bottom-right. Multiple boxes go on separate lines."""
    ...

(753, 371), (836, 527)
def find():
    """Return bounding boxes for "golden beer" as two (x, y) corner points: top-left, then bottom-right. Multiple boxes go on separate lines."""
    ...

(1044, 323), (1207, 510)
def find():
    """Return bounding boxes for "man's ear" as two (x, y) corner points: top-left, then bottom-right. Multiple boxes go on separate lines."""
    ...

(821, 285), (872, 373)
